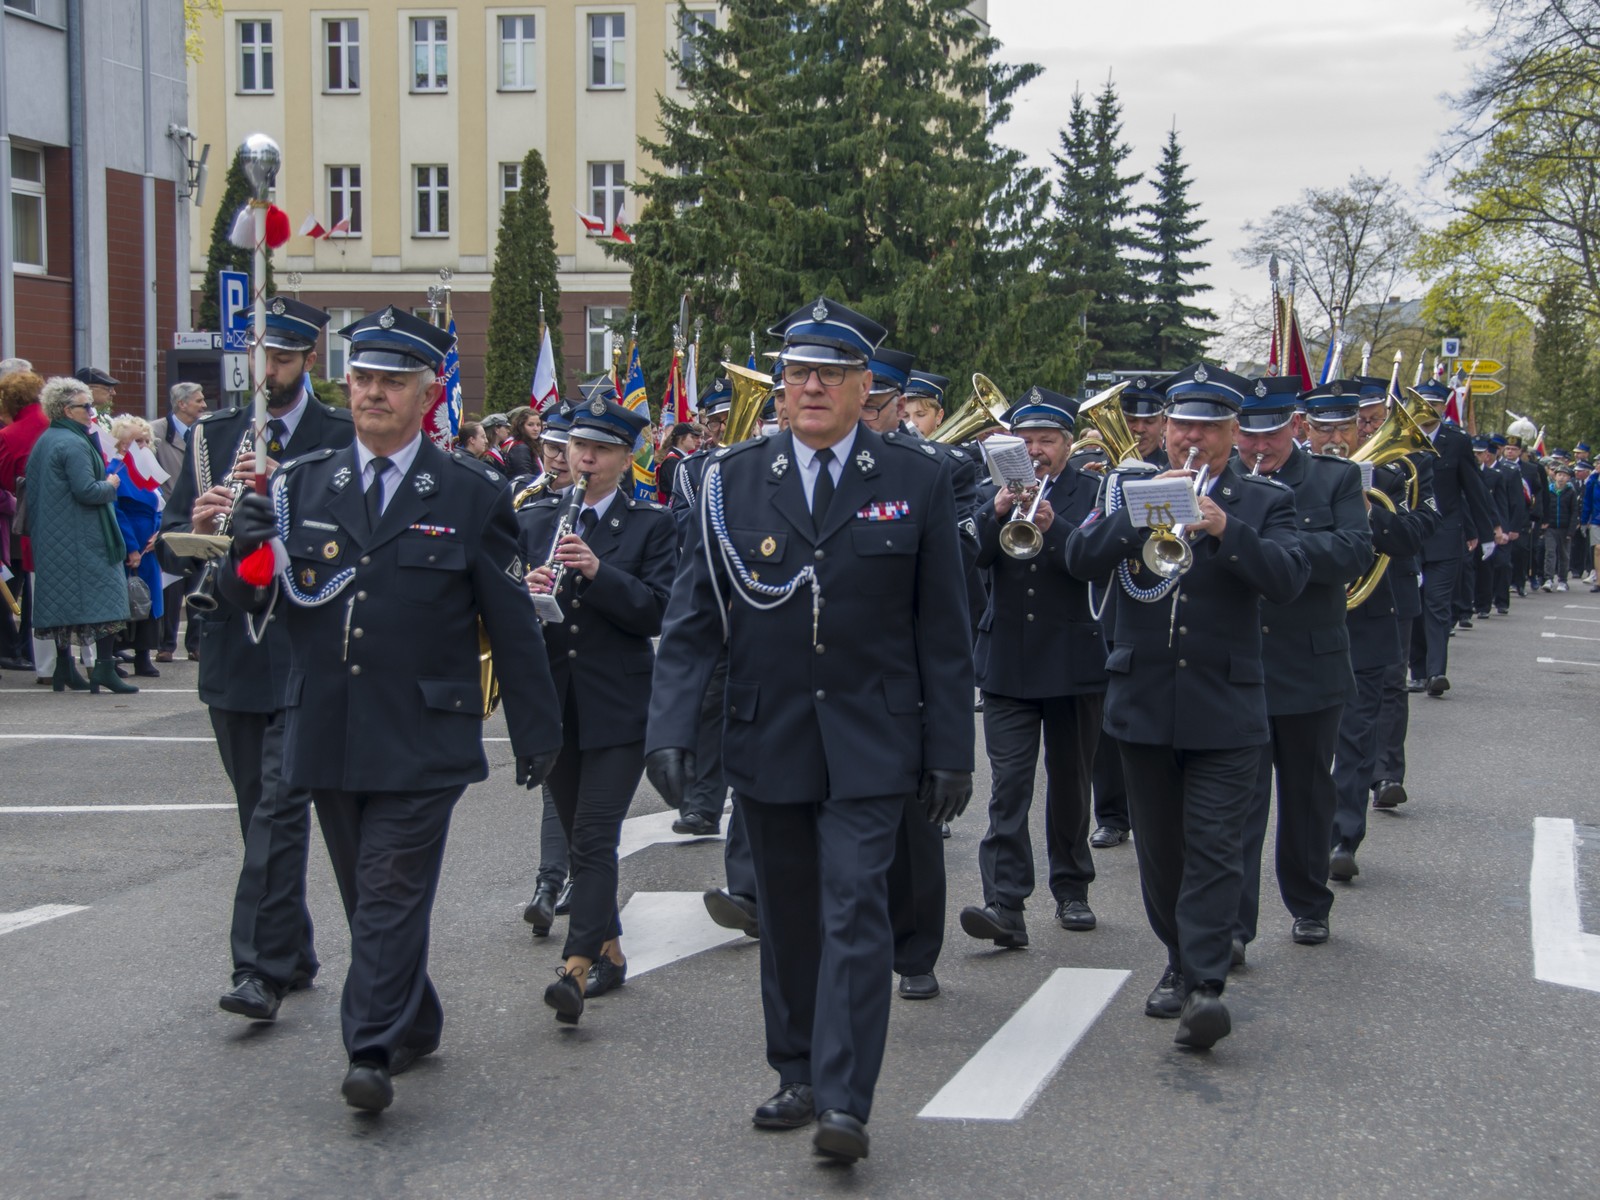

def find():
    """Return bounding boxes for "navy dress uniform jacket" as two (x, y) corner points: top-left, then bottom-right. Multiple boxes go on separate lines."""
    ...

(1495, 458), (1533, 533)
(1065, 461), (1310, 749)
(1347, 462), (1433, 671)
(1423, 424), (1496, 559)
(974, 464), (1108, 699)
(221, 439), (562, 792)
(516, 487), (678, 749)
(1257, 447), (1371, 715)
(647, 425), (975, 803)
(158, 398), (356, 713)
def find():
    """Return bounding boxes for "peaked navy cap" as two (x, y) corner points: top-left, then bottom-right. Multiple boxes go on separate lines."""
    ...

(340, 306), (453, 373)
(262, 296), (332, 352)
(769, 297), (886, 365)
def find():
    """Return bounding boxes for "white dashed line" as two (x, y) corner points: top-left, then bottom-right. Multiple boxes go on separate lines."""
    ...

(1530, 818), (1600, 995)
(1536, 657), (1600, 669)
(0, 804), (234, 814)
(0, 905), (89, 936)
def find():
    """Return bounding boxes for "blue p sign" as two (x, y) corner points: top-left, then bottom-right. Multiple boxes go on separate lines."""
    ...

(220, 270), (250, 351)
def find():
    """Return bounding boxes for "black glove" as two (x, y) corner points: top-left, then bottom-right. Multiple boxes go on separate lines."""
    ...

(918, 768), (972, 825)
(232, 492), (275, 554)
(515, 750), (559, 790)
(645, 748), (695, 810)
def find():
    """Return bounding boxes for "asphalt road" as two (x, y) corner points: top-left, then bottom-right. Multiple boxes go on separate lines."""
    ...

(2, 588), (1598, 1199)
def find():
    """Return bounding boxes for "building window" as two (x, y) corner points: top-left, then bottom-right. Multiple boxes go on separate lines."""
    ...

(589, 161), (625, 229)
(325, 307), (363, 380)
(3, 0), (40, 13)
(586, 306), (625, 373)
(498, 15), (536, 90)
(324, 19), (360, 93)
(588, 13), (625, 89)
(415, 165), (449, 236)
(500, 162), (522, 208)
(678, 8), (714, 77)
(412, 17), (448, 92)
(10, 145), (46, 274)
(327, 166), (362, 236)
(238, 20), (274, 94)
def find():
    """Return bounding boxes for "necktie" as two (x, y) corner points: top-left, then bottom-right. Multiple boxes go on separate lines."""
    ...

(365, 456), (393, 531)
(266, 419), (287, 455)
(812, 448), (836, 533)
(579, 507), (598, 539)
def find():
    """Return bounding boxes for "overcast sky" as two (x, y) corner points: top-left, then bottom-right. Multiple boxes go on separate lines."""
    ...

(988, 0), (1490, 321)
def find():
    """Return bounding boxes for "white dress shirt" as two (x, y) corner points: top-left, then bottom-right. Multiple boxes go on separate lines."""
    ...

(355, 433), (423, 515)
(792, 425), (859, 509)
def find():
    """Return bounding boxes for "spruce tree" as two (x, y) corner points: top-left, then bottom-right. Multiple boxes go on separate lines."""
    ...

(484, 148), (564, 412)
(1138, 126), (1214, 367)
(1530, 277), (1599, 445)
(616, 0), (1070, 400)
(198, 148), (273, 331)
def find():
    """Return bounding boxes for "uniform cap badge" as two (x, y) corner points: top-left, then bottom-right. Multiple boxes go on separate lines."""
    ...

(1194, 365), (1209, 383)
(760, 536), (776, 557)
(1254, 381), (1268, 397)
(378, 310), (396, 329)
(590, 398), (608, 416)
(322, 541), (339, 559)
(270, 298), (286, 316)
(812, 299), (829, 322)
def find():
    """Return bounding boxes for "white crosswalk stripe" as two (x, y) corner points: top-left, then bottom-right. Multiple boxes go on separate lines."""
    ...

(1530, 818), (1600, 995)
(0, 905), (89, 937)
(616, 892), (751, 978)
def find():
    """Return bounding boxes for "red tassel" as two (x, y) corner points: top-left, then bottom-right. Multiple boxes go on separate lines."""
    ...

(237, 543), (276, 586)
(264, 204), (291, 249)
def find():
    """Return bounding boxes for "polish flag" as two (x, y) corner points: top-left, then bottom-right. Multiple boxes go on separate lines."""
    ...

(329, 216), (351, 237)
(299, 214), (328, 240)
(609, 219), (633, 245)
(529, 326), (559, 411)
(575, 207), (607, 235)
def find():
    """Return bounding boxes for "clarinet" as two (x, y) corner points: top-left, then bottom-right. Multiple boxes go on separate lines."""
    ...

(530, 473), (591, 624)
(184, 428), (255, 613)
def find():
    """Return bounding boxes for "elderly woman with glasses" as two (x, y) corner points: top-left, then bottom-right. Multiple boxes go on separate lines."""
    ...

(22, 376), (136, 694)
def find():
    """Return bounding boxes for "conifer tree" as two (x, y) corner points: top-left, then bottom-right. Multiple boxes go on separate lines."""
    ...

(1138, 126), (1214, 367)
(1530, 278), (1599, 444)
(484, 148), (564, 413)
(198, 149), (273, 331)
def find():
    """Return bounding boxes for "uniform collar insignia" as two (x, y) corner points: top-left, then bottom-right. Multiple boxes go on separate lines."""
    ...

(332, 465), (353, 490)
(812, 299), (829, 322)
(610, 516), (621, 527)
(920, 443), (936, 455)
(855, 449), (875, 472)
(414, 471), (436, 494)
(378, 310), (395, 329)
(771, 452), (789, 476)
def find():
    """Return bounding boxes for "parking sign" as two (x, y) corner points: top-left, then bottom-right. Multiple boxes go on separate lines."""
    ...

(220, 270), (250, 352)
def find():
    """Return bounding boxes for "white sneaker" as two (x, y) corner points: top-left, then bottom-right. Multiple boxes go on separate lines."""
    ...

(1558, 581), (1569, 592)
(1541, 580), (1553, 592)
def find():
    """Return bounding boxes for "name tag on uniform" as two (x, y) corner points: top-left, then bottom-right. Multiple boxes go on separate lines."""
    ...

(856, 501), (910, 521)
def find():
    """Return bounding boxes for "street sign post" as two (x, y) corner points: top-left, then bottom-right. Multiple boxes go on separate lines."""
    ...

(219, 270), (250, 353)
(221, 354), (249, 393)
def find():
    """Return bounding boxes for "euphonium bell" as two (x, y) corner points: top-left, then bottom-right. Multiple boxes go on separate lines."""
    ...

(930, 373), (1009, 445)
(1345, 391), (1440, 608)
(719, 362), (774, 446)
(1075, 381), (1138, 466)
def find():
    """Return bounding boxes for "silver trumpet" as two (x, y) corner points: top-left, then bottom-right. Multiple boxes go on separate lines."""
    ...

(1140, 448), (1211, 580)
(998, 460), (1046, 559)
(531, 472), (590, 623)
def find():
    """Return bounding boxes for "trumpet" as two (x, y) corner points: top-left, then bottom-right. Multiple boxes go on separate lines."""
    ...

(530, 473), (590, 623)
(1141, 448), (1210, 579)
(998, 463), (1046, 559)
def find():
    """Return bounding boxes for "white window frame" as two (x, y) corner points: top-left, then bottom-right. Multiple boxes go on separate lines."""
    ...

(237, 20), (274, 94)
(500, 162), (522, 209)
(325, 307), (363, 380)
(324, 18), (360, 94)
(10, 144), (46, 275)
(586, 306), (625, 373)
(4, 1), (41, 14)
(327, 165), (362, 237)
(411, 17), (449, 93)
(588, 161), (626, 230)
(677, 8), (714, 82)
(588, 13), (625, 90)
(498, 14), (537, 91)
(414, 165), (450, 237)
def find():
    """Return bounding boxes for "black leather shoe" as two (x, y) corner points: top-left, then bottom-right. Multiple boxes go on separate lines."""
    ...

(1406, 677), (1426, 693)
(553, 877), (574, 915)
(544, 968), (585, 1025)
(752, 1083), (815, 1129)
(0, 656), (35, 671)
(133, 660), (161, 678)
(1372, 779), (1408, 809)
(1144, 965), (1184, 1018)
(584, 956), (627, 998)
(388, 1041), (437, 1076)
(1089, 825), (1129, 848)
(959, 903), (1028, 948)
(523, 883), (558, 935)
(1174, 986), (1230, 1049)
(1231, 939), (1246, 969)
(940, 821), (952, 840)
(1426, 674), (1450, 698)
(341, 1061), (393, 1111)
(703, 889), (759, 937)
(1292, 917), (1330, 945)
(813, 1110), (869, 1163)
(1457, 617), (1474, 629)
(1329, 843), (1359, 882)
(898, 972), (939, 999)
(219, 975), (280, 1021)
(672, 810), (720, 837)
(1496, 607), (1509, 615)
(1056, 899), (1096, 931)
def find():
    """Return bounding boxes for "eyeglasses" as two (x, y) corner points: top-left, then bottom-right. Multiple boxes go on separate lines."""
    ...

(67, 402), (94, 412)
(782, 363), (856, 388)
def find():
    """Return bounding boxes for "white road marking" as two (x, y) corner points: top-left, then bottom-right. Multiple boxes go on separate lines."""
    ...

(1563, 604), (1600, 611)
(0, 734), (213, 743)
(1530, 818), (1600, 995)
(1543, 616), (1600, 624)
(919, 967), (1130, 1122)
(1541, 632), (1600, 642)
(1536, 657), (1600, 669)
(618, 801), (728, 861)
(0, 688), (199, 695)
(615, 891), (747, 978)
(0, 803), (233, 814)
(0, 904), (89, 936)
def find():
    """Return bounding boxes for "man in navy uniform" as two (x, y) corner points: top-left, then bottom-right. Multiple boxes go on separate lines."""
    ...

(225, 306), (562, 1112)
(158, 297), (355, 1021)
(1408, 379), (1495, 697)
(1233, 380), (1370, 953)
(645, 298), (973, 1163)
(670, 379), (733, 517)
(960, 387), (1108, 947)
(1066, 365), (1309, 1049)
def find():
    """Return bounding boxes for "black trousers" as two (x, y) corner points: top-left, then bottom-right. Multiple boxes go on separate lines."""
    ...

(160, 579), (185, 653)
(1492, 541), (1514, 609)
(741, 791), (902, 1121)
(682, 653), (729, 823)
(887, 794), (945, 977)
(1092, 727), (1130, 832)
(1511, 534), (1532, 593)
(546, 726), (643, 961)
(534, 783), (569, 890)
(210, 708), (271, 840)
(1373, 615), (1412, 787)
(1468, 545), (1491, 614)
(1120, 742), (1258, 994)
(1412, 554), (1460, 680)
(1332, 667), (1386, 851)
(313, 784), (463, 1066)
(723, 796), (757, 899)
(977, 691), (1100, 910)
(1238, 704), (1342, 943)
(228, 709), (318, 987)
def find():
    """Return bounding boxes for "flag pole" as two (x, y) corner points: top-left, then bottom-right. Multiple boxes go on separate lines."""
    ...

(237, 135), (280, 497)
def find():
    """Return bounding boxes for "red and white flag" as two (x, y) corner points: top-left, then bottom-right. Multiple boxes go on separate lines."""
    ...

(609, 217), (633, 245)
(529, 326), (559, 411)
(329, 216), (351, 237)
(299, 214), (328, 240)
(575, 207), (607, 234)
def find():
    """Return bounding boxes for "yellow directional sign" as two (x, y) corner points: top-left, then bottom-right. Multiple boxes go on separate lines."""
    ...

(1469, 378), (1505, 396)
(1461, 358), (1506, 376)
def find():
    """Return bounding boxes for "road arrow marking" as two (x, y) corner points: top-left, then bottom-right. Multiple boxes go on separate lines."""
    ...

(616, 891), (748, 979)
(0, 905), (89, 937)
(919, 967), (1129, 1122)
(618, 801), (729, 861)
(1537, 657), (1600, 668)
(1545, 615), (1600, 624)
(1530, 818), (1600, 995)
(1541, 632), (1600, 642)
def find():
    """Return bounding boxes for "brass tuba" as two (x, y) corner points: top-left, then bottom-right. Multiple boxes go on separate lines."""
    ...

(512, 475), (549, 510)
(1345, 395), (1438, 608)
(478, 620), (500, 720)
(930, 373), (1009, 445)
(1075, 381), (1138, 466)
(719, 361), (774, 446)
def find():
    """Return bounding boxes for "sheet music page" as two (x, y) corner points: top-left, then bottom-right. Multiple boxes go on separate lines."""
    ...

(1120, 476), (1202, 528)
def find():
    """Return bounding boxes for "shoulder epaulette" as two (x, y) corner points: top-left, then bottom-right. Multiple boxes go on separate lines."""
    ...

(321, 404), (354, 422)
(1242, 472), (1291, 490)
(715, 435), (768, 460)
(449, 448), (505, 486)
(196, 408), (236, 424)
(279, 446), (336, 472)
(882, 431), (940, 460)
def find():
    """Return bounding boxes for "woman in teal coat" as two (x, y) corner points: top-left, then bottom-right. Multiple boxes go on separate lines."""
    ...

(24, 377), (137, 694)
